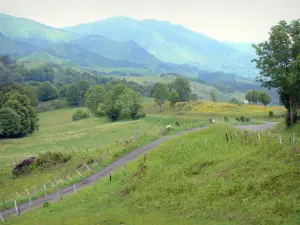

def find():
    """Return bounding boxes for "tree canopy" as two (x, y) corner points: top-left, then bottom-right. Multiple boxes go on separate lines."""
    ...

(37, 81), (58, 102)
(86, 85), (105, 114)
(253, 19), (300, 125)
(153, 83), (169, 112)
(169, 77), (191, 102)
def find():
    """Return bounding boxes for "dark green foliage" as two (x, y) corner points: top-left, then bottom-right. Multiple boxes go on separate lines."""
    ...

(35, 151), (72, 168)
(253, 19), (300, 125)
(236, 116), (251, 122)
(259, 91), (272, 106)
(1, 90), (38, 137)
(168, 89), (179, 111)
(175, 121), (180, 127)
(224, 116), (229, 122)
(153, 83), (169, 112)
(99, 82), (144, 121)
(0, 107), (21, 138)
(36, 99), (68, 113)
(85, 85), (105, 114)
(269, 111), (274, 117)
(37, 81), (58, 102)
(169, 77), (191, 102)
(72, 109), (90, 121)
(245, 90), (259, 104)
(66, 83), (82, 106)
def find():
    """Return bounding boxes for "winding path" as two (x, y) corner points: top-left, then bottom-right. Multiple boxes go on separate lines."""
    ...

(0, 122), (277, 219)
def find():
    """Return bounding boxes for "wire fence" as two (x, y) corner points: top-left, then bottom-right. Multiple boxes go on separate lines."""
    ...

(0, 127), (298, 222)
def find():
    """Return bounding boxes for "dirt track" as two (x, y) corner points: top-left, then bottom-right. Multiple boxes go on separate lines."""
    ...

(0, 122), (277, 219)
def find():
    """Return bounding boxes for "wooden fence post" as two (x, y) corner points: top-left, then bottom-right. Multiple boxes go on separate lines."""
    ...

(29, 196), (32, 211)
(280, 136), (282, 151)
(14, 200), (19, 216)
(293, 133), (295, 150)
(0, 212), (4, 222)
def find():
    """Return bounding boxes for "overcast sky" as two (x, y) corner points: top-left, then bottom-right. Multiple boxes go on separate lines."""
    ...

(0, 0), (299, 42)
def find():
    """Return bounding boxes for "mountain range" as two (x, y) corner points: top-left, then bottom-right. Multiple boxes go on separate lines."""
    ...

(0, 13), (257, 78)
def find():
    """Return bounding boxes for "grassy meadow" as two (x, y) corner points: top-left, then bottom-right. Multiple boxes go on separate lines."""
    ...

(6, 124), (300, 225)
(0, 100), (285, 212)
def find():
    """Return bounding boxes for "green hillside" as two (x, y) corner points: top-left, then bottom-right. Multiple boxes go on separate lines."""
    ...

(64, 17), (257, 77)
(0, 32), (39, 56)
(0, 13), (78, 47)
(18, 52), (64, 64)
(7, 124), (300, 225)
(71, 35), (160, 66)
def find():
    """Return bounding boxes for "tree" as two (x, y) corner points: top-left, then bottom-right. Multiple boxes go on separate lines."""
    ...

(253, 19), (300, 125)
(86, 85), (105, 114)
(99, 82), (144, 121)
(209, 89), (217, 102)
(230, 97), (241, 105)
(37, 81), (58, 102)
(190, 94), (198, 101)
(66, 83), (82, 106)
(1, 90), (38, 137)
(76, 80), (90, 100)
(0, 107), (21, 138)
(259, 91), (272, 106)
(245, 90), (259, 104)
(169, 89), (179, 111)
(153, 83), (169, 112)
(169, 77), (191, 102)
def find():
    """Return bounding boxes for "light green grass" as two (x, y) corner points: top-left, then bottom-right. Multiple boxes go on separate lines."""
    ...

(0, 108), (204, 204)
(6, 124), (300, 224)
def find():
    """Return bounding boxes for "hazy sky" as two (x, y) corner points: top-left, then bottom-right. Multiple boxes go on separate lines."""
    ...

(0, 0), (299, 42)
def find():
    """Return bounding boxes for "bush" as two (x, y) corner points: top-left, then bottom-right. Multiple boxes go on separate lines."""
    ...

(35, 151), (72, 168)
(175, 121), (180, 127)
(72, 109), (90, 121)
(36, 99), (69, 112)
(230, 97), (241, 105)
(236, 116), (251, 122)
(269, 111), (274, 117)
(133, 111), (146, 120)
(224, 116), (229, 122)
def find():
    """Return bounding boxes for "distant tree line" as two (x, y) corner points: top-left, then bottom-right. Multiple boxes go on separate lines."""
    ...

(245, 90), (272, 106)
(152, 77), (192, 112)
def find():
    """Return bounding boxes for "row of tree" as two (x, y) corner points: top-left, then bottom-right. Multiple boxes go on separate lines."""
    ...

(245, 90), (272, 105)
(152, 77), (192, 112)
(85, 82), (145, 121)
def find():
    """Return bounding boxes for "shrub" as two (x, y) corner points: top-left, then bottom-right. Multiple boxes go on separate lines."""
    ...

(133, 111), (146, 120)
(35, 151), (72, 168)
(224, 116), (229, 122)
(175, 121), (180, 127)
(236, 116), (251, 122)
(72, 109), (90, 121)
(36, 99), (68, 112)
(269, 110), (274, 117)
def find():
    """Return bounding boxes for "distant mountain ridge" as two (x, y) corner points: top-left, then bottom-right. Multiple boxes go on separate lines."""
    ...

(0, 13), (257, 78)
(64, 17), (257, 77)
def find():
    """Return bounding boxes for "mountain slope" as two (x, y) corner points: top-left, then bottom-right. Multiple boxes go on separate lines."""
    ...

(0, 32), (40, 56)
(71, 35), (160, 66)
(224, 42), (256, 55)
(0, 13), (78, 47)
(64, 17), (257, 77)
(44, 43), (147, 68)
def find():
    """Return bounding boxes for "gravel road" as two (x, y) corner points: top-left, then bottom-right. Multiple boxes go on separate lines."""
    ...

(0, 122), (277, 219)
